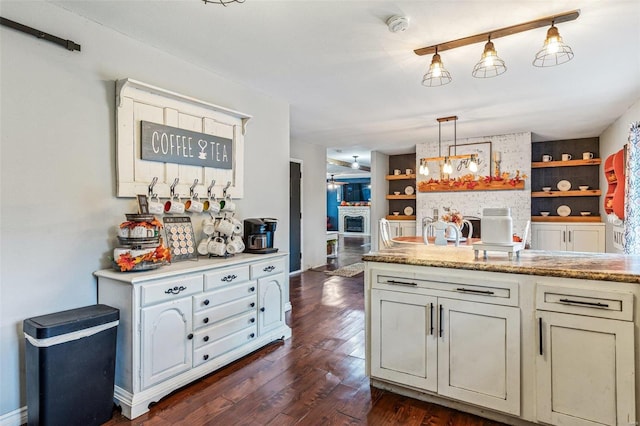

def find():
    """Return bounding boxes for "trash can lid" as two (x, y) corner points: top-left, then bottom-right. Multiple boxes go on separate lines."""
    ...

(24, 304), (119, 339)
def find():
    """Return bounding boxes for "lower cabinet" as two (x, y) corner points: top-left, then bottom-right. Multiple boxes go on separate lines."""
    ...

(96, 253), (291, 419)
(388, 220), (416, 238)
(369, 271), (521, 416)
(531, 223), (605, 252)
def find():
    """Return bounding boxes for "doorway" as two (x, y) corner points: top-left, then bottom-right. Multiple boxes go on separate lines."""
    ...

(289, 160), (302, 273)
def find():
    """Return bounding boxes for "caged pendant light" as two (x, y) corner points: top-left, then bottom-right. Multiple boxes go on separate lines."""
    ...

(472, 36), (507, 78)
(421, 46), (452, 87)
(532, 22), (574, 67)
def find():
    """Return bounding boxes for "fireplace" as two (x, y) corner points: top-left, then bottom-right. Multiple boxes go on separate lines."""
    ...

(345, 216), (364, 233)
(337, 206), (370, 235)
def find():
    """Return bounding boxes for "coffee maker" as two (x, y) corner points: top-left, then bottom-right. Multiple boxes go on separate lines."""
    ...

(243, 218), (279, 254)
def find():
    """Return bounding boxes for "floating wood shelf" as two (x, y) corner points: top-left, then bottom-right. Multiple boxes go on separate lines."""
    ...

(531, 190), (601, 198)
(386, 194), (416, 200)
(418, 180), (525, 192)
(531, 216), (602, 222)
(531, 159), (601, 168)
(386, 215), (416, 220)
(386, 174), (416, 180)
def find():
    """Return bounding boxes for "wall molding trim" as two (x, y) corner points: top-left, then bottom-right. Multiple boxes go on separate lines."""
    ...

(0, 406), (27, 426)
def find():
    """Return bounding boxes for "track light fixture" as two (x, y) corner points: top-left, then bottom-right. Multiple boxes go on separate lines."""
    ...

(416, 10), (579, 86)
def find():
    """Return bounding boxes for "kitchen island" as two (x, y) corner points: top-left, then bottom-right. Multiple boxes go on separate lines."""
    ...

(363, 245), (639, 426)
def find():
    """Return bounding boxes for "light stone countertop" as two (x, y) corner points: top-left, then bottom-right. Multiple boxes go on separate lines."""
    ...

(363, 245), (640, 284)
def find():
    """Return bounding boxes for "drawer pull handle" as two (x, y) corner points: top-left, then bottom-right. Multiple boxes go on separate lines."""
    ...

(386, 280), (417, 286)
(456, 287), (495, 295)
(249, 333), (255, 339)
(260, 307), (265, 312)
(263, 265), (275, 272)
(222, 274), (237, 282)
(203, 317), (209, 324)
(203, 336), (209, 342)
(439, 304), (444, 337)
(429, 303), (434, 336)
(539, 317), (543, 356)
(250, 318), (256, 323)
(203, 299), (210, 306)
(203, 354), (209, 361)
(187, 333), (194, 340)
(250, 302), (256, 308)
(559, 298), (609, 308)
(165, 286), (186, 295)
(249, 286), (256, 292)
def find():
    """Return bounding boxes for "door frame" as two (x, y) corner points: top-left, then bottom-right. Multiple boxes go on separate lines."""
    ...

(289, 158), (303, 276)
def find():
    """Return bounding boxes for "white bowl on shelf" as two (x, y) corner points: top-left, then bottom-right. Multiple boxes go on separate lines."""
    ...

(579, 186), (589, 191)
(540, 211), (550, 216)
(580, 211), (591, 216)
(392, 211), (400, 216)
(542, 187), (551, 192)
(393, 191), (401, 195)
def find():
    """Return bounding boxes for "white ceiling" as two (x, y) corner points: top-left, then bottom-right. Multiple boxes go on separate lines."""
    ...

(52, 0), (640, 173)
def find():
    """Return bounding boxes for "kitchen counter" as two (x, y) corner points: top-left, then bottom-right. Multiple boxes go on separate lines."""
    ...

(363, 245), (640, 284)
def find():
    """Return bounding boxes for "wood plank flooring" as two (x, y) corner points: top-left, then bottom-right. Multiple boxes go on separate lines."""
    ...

(104, 238), (506, 425)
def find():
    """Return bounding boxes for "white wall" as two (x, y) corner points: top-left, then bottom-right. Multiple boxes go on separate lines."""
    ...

(370, 151), (389, 252)
(290, 142), (327, 270)
(599, 98), (640, 253)
(0, 1), (289, 418)
(416, 133), (532, 241)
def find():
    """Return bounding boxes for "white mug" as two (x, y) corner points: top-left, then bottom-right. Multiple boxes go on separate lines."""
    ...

(164, 197), (185, 214)
(405, 169), (413, 175)
(202, 219), (216, 236)
(583, 152), (594, 160)
(542, 154), (553, 162)
(148, 196), (164, 215)
(203, 197), (221, 214)
(216, 218), (235, 236)
(130, 225), (155, 238)
(221, 197), (236, 213)
(393, 169), (401, 175)
(197, 237), (211, 255)
(185, 198), (204, 213)
(561, 153), (572, 161)
(117, 226), (130, 238)
(207, 237), (226, 256)
(226, 236), (245, 254)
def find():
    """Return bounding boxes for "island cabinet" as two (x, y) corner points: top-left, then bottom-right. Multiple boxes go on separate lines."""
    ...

(95, 253), (291, 419)
(368, 265), (521, 416)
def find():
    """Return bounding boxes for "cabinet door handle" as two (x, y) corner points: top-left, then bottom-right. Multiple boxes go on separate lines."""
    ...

(203, 299), (210, 306)
(568, 231), (571, 243)
(439, 304), (444, 338)
(429, 303), (434, 336)
(203, 317), (209, 324)
(203, 354), (209, 361)
(249, 286), (256, 292)
(562, 231), (566, 243)
(187, 333), (194, 340)
(538, 317), (543, 356)
(165, 286), (186, 295)
(249, 333), (255, 339)
(263, 265), (275, 272)
(260, 307), (265, 312)
(559, 298), (609, 308)
(250, 318), (256, 323)
(455, 287), (495, 295)
(386, 280), (417, 286)
(203, 336), (209, 342)
(250, 302), (256, 308)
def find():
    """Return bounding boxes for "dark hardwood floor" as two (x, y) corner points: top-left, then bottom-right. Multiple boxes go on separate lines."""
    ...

(104, 236), (506, 425)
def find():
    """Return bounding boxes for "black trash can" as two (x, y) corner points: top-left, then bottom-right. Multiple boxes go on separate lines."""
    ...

(24, 304), (119, 426)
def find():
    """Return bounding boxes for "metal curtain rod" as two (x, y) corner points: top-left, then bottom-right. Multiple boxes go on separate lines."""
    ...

(414, 9), (579, 56)
(0, 17), (81, 52)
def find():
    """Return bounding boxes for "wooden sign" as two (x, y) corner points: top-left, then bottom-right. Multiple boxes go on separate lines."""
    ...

(141, 121), (233, 169)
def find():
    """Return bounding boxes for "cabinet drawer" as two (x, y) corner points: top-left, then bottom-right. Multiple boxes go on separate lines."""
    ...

(193, 294), (257, 329)
(536, 284), (633, 321)
(141, 275), (203, 307)
(193, 311), (257, 349)
(250, 258), (285, 280)
(204, 266), (250, 290)
(193, 325), (258, 366)
(201, 281), (257, 309)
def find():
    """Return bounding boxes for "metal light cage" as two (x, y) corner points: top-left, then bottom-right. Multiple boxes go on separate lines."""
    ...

(533, 24), (574, 67)
(472, 39), (507, 78)
(422, 50), (452, 87)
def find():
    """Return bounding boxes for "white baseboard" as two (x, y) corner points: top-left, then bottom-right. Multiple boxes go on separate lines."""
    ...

(0, 406), (27, 426)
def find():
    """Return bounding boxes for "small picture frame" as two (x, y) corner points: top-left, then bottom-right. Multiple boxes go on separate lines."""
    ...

(137, 195), (149, 214)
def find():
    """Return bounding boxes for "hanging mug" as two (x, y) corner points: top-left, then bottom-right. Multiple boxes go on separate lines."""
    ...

(185, 196), (204, 213)
(197, 237), (211, 256)
(221, 196), (236, 213)
(148, 195), (164, 215)
(164, 196), (185, 214)
(215, 218), (235, 236)
(207, 237), (226, 256)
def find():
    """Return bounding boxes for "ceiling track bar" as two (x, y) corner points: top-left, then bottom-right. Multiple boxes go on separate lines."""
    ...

(0, 17), (81, 52)
(414, 10), (579, 56)
(327, 157), (371, 172)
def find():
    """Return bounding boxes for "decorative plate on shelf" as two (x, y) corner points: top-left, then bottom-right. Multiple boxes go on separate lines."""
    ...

(403, 206), (414, 216)
(557, 180), (571, 191)
(404, 186), (415, 195)
(557, 205), (571, 217)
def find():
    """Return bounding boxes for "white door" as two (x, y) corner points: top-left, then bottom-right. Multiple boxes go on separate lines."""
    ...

(568, 225), (604, 252)
(370, 289), (438, 392)
(400, 221), (416, 237)
(141, 298), (193, 389)
(536, 311), (636, 426)
(257, 273), (285, 335)
(532, 224), (566, 251)
(438, 298), (521, 416)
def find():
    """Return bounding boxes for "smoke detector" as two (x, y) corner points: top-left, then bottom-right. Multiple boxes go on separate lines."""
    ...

(386, 15), (409, 33)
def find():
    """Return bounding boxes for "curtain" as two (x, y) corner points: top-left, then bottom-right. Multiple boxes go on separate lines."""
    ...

(624, 121), (640, 254)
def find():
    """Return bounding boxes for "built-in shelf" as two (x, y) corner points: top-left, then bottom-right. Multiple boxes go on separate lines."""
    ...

(386, 174), (416, 180)
(532, 216), (602, 223)
(531, 190), (601, 198)
(386, 215), (416, 221)
(386, 194), (416, 200)
(531, 159), (601, 168)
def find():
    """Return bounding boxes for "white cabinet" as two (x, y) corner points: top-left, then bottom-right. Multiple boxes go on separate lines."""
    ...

(388, 220), (416, 238)
(536, 284), (636, 426)
(531, 223), (604, 252)
(368, 266), (521, 416)
(96, 253), (291, 419)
